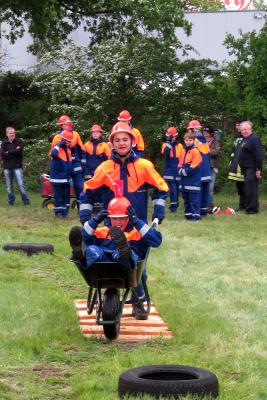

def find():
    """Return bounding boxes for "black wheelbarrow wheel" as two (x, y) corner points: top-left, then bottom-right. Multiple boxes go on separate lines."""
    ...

(102, 287), (121, 340)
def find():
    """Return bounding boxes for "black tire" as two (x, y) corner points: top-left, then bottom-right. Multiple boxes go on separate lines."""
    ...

(102, 288), (121, 340)
(3, 243), (54, 257)
(42, 199), (55, 209)
(118, 365), (219, 399)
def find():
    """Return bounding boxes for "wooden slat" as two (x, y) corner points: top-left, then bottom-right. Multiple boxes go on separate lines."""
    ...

(74, 299), (172, 342)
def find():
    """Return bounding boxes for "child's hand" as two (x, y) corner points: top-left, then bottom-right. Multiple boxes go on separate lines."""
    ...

(127, 206), (138, 223)
(94, 209), (108, 224)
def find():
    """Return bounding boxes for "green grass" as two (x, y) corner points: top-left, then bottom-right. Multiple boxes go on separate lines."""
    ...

(0, 188), (266, 399)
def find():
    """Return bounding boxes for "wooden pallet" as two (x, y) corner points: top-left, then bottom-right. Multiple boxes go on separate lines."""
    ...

(74, 300), (172, 342)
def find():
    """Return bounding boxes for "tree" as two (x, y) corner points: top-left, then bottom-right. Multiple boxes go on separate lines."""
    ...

(221, 23), (267, 145)
(0, 0), (192, 54)
(0, 1), (222, 54)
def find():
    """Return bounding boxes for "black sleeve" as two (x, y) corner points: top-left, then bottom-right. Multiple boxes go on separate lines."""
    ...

(252, 137), (264, 170)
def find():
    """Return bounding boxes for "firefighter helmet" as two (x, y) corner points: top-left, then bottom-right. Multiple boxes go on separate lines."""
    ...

(57, 115), (72, 125)
(118, 110), (131, 122)
(59, 130), (73, 142)
(109, 122), (136, 144)
(90, 124), (103, 133)
(166, 127), (178, 136)
(187, 119), (202, 129)
(108, 196), (131, 217)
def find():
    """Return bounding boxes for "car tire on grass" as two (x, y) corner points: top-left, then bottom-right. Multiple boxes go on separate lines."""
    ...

(3, 243), (54, 256)
(118, 364), (219, 399)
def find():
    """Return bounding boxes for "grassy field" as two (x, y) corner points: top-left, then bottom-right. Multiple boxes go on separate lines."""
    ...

(0, 188), (266, 400)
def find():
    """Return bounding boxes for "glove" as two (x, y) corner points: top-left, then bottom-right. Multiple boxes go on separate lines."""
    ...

(93, 209), (108, 224)
(127, 206), (138, 224)
(58, 139), (67, 148)
(167, 135), (173, 143)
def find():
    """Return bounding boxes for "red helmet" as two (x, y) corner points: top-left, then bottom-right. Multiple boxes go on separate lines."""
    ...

(57, 115), (72, 125)
(59, 130), (73, 142)
(109, 122), (136, 144)
(187, 120), (201, 129)
(118, 110), (131, 122)
(166, 127), (178, 136)
(90, 124), (103, 133)
(108, 196), (131, 217)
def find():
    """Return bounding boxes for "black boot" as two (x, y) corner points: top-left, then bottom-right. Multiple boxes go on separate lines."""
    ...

(69, 226), (85, 261)
(109, 226), (132, 260)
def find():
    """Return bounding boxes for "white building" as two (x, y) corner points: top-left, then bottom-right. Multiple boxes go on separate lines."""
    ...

(0, 9), (266, 72)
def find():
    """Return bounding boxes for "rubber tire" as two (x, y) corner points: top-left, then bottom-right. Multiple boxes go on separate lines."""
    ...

(118, 365), (219, 399)
(42, 199), (55, 209)
(3, 243), (54, 257)
(102, 288), (121, 340)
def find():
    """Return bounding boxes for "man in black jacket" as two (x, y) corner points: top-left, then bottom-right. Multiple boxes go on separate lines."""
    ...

(228, 120), (246, 211)
(0, 127), (30, 205)
(239, 121), (264, 214)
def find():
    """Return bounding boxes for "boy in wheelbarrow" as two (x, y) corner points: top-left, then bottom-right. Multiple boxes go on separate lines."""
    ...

(69, 196), (162, 319)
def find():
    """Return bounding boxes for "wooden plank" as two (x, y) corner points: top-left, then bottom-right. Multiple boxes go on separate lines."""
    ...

(74, 299), (172, 342)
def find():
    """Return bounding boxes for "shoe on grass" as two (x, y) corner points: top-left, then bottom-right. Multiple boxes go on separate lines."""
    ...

(69, 226), (85, 261)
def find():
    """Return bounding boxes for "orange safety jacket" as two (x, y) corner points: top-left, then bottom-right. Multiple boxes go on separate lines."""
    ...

(79, 150), (169, 224)
(178, 145), (202, 192)
(50, 136), (72, 184)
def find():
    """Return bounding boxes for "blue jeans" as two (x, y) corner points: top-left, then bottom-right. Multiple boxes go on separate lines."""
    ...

(4, 168), (30, 205)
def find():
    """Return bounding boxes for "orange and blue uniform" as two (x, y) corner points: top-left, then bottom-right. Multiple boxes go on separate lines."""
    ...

(83, 138), (111, 180)
(82, 215), (162, 300)
(50, 136), (72, 217)
(194, 133), (211, 216)
(132, 127), (145, 157)
(52, 131), (86, 204)
(178, 144), (202, 220)
(161, 139), (183, 212)
(82, 217), (162, 269)
(79, 150), (169, 224)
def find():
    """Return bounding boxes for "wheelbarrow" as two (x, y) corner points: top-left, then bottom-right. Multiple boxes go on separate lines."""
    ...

(71, 219), (158, 340)
(40, 173), (77, 209)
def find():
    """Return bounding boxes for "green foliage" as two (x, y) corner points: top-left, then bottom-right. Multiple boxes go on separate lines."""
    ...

(0, 0), (191, 54)
(0, 72), (52, 135)
(0, 191), (266, 399)
(222, 22), (267, 145)
(24, 139), (51, 190)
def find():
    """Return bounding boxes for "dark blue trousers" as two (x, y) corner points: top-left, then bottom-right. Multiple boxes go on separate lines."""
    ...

(52, 183), (70, 218)
(182, 191), (201, 220)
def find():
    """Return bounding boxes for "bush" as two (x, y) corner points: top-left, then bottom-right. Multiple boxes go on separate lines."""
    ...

(24, 139), (51, 191)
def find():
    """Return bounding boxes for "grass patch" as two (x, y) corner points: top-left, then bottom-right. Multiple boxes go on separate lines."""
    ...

(0, 188), (266, 399)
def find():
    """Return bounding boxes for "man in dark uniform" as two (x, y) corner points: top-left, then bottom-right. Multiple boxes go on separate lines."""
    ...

(239, 121), (264, 214)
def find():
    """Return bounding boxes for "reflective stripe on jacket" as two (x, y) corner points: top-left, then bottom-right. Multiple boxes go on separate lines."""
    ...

(50, 136), (72, 184)
(83, 217), (162, 260)
(195, 135), (211, 182)
(178, 145), (202, 192)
